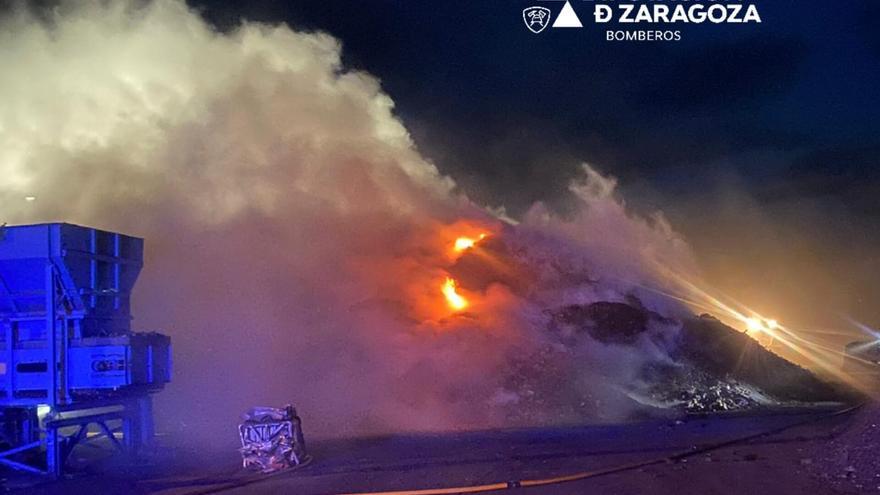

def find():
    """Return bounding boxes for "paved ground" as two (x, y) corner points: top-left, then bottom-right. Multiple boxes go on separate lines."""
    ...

(6, 405), (875, 495)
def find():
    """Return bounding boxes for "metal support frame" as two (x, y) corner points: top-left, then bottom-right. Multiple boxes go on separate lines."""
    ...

(0, 224), (167, 478)
(0, 275), (19, 314)
(0, 261), (153, 477)
(0, 398), (154, 477)
(46, 263), (58, 407)
(0, 441), (43, 475)
(7, 262), (122, 477)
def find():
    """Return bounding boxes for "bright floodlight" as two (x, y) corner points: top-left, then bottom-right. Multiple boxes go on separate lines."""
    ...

(745, 318), (764, 333)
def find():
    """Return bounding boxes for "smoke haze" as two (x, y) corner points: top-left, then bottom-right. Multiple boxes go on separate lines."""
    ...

(0, 0), (781, 445)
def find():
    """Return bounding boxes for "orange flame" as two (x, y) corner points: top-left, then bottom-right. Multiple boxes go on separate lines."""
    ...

(453, 233), (487, 252)
(442, 277), (468, 311)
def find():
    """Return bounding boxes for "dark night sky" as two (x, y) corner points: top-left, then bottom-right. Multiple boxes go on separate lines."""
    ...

(189, 0), (879, 327)
(187, 0), (879, 215)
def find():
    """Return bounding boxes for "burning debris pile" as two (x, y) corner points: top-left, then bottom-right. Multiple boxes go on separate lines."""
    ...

(0, 0), (855, 440)
(446, 230), (850, 420)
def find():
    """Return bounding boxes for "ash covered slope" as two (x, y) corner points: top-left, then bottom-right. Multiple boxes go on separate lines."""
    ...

(453, 230), (851, 420)
(675, 314), (844, 403)
(546, 302), (850, 414)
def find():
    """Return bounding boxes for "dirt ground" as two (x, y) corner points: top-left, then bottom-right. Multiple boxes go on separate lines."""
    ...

(5, 405), (878, 495)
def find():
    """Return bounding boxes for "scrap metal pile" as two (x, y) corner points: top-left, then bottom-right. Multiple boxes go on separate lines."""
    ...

(446, 234), (853, 420)
(638, 367), (765, 412)
(558, 304), (851, 413)
(238, 405), (308, 473)
(678, 380), (759, 412)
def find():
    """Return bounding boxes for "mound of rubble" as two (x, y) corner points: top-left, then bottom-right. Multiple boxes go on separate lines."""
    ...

(545, 302), (852, 415)
(551, 301), (651, 345)
(675, 314), (844, 403)
(448, 231), (856, 420)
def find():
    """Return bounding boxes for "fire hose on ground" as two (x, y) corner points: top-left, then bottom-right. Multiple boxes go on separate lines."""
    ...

(178, 403), (864, 495)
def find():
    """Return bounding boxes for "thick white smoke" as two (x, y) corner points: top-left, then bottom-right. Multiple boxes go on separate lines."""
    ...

(0, 0), (697, 444)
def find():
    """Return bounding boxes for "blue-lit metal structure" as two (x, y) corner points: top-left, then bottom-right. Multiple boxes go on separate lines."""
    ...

(0, 223), (171, 476)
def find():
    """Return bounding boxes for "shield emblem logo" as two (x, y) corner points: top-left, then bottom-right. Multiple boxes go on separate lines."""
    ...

(523, 6), (551, 34)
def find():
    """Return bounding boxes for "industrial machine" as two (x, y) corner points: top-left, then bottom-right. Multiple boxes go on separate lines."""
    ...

(0, 223), (171, 476)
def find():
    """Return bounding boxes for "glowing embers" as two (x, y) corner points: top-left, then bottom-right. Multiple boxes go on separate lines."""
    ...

(453, 233), (487, 253)
(442, 277), (468, 311)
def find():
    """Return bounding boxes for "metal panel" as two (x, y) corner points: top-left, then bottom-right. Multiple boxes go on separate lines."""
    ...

(0, 224), (143, 339)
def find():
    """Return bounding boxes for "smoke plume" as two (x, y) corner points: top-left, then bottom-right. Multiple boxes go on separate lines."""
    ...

(0, 0), (698, 444)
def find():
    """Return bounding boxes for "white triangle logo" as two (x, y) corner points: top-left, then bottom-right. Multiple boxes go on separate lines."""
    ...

(552, 1), (583, 28)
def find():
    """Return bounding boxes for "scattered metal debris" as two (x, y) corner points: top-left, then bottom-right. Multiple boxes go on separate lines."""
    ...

(238, 405), (307, 473)
(629, 365), (771, 413)
(679, 380), (758, 412)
